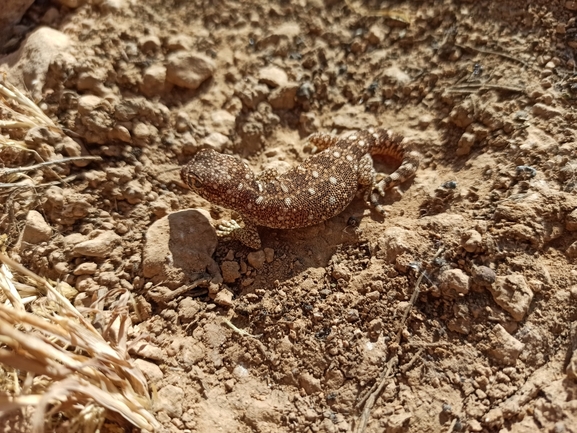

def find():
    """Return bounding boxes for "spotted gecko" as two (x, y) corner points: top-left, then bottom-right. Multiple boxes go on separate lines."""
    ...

(181, 128), (421, 249)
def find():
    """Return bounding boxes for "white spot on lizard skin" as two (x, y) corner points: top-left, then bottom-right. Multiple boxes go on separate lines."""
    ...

(329, 176), (337, 185)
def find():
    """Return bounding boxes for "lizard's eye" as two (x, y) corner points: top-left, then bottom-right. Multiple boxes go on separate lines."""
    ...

(184, 172), (203, 189)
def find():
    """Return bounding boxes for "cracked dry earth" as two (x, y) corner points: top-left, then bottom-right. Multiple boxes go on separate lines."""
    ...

(1, 0), (577, 432)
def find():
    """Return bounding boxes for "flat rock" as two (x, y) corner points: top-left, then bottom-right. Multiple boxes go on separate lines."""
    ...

(142, 209), (221, 288)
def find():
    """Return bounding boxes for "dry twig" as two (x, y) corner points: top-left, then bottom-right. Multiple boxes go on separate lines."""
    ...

(354, 247), (445, 433)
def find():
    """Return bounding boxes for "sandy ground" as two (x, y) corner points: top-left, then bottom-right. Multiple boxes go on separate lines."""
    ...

(1, 0), (577, 432)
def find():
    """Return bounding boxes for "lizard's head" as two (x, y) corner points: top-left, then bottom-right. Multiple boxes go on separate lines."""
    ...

(181, 149), (255, 206)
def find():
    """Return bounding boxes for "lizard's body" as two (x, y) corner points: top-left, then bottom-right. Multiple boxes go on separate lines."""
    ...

(181, 128), (420, 248)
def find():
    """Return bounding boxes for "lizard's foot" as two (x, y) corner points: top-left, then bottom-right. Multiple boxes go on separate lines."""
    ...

(216, 219), (262, 249)
(216, 219), (242, 236)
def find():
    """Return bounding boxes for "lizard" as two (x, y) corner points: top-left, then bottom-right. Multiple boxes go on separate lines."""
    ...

(180, 128), (421, 249)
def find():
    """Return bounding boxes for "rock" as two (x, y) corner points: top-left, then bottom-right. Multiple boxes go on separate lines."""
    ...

(258, 65), (288, 88)
(346, 309), (360, 322)
(487, 274), (533, 321)
(449, 100), (474, 128)
(439, 269), (470, 297)
(180, 341), (205, 366)
(178, 297), (202, 323)
(532, 102), (562, 119)
(209, 110), (236, 135)
(484, 408), (504, 427)
(131, 342), (164, 361)
(264, 247), (275, 263)
(214, 288), (234, 307)
(166, 34), (193, 51)
(142, 209), (221, 288)
(298, 372), (322, 395)
(566, 208), (577, 231)
(220, 261), (241, 283)
(73, 262), (97, 275)
(63, 232), (87, 249)
(332, 264), (351, 281)
(155, 385), (184, 418)
(456, 132), (475, 156)
(166, 51), (216, 90)
(566, 323), (577, 379)
(16, 210), (52, 247)
(567, 241), (577, 258)
(461, 229), (482, 252)
(247, 250), (266, 269)
(73, 230), (121, 258)
(386, 412), (412, 433)
(138, 34), (161, 53)
(134, 359), (163, 383)
(78, 94), (105, 116)
(140, 64), (166, 97)
(487, 324), (524, 365)
(324, 369), (345, 389)
(109, 125), (131, 142)
(199, 322), (226, 347)
(382, 65), (411, 85)
(417, 114), (434, 130)
(376, 226), (425, 265)
(471, 266), (496, 287)
(0, 27), (71, 100)
(201, 132), (230, 152)
(269, 83), (298, 109)
(24, 126), (61, 146)
(237, 79), (269, 109)
(468, 419), (483, 432)
(0, 0), (35, 46)
(367, 24), (385, 44)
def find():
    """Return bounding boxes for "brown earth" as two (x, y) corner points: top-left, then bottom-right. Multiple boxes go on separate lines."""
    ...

(1, 0), (577, 432)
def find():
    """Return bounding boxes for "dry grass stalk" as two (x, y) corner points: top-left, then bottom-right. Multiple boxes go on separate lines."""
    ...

(0, 77), (57, 130)
(0, 252), (160, 432)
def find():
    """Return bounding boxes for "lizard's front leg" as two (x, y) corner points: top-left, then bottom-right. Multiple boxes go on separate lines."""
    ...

(217, 219), (262, 249)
